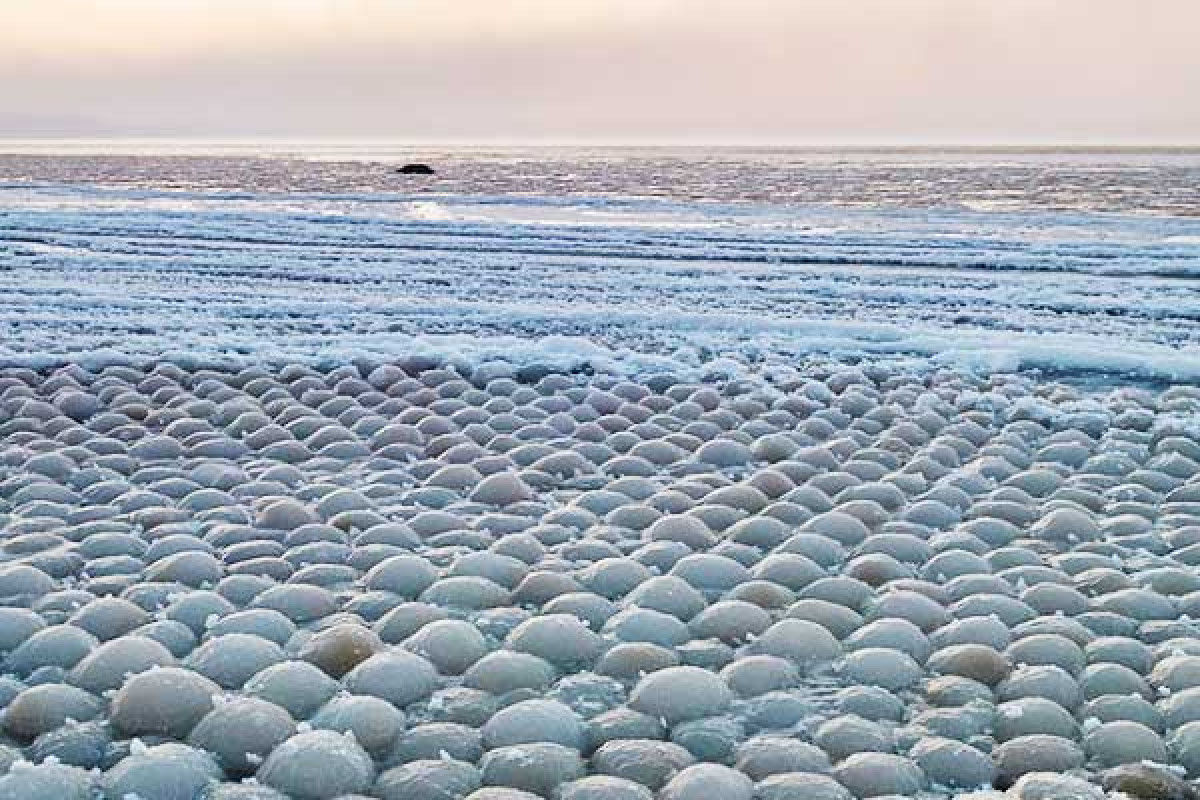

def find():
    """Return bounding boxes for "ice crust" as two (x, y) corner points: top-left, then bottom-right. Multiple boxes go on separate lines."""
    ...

(1, 183), (1198, 383)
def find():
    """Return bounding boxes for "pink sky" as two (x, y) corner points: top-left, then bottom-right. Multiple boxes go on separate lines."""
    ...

(3, 0), (1198, 143)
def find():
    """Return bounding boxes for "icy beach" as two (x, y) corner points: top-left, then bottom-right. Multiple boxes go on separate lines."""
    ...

(0, 146), (1199, 799)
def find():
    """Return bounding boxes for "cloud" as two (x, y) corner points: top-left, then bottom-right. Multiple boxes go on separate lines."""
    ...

(2, 0), (1197, 142)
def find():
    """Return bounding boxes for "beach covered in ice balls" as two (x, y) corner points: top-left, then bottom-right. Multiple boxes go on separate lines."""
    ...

(1, 357), (1200, 798)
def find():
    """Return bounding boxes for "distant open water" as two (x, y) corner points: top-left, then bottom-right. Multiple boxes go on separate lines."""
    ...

(2, 143), (1199, 215)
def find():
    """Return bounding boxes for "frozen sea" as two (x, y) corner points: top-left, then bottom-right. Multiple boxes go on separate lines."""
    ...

(1, 142), (1198, 383)
(6, 143), (1200, 799)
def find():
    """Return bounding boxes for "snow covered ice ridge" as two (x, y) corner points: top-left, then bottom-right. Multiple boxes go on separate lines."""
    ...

(2, 183), (1200, 383)
(3, 355), (1200, 799)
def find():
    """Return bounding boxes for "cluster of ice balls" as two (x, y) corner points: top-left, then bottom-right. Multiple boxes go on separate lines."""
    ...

(1, 357), (1200, 799)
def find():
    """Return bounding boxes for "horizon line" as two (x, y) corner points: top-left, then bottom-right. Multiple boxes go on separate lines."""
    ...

(2, 135), (1200, 151)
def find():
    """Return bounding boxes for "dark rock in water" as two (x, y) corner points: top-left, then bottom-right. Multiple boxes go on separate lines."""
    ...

(1102, 764), (1199, 800)
(397, 163), (435, 175)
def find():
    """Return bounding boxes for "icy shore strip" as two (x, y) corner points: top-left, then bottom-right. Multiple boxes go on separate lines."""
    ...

(3, 184), (1198, 390)
(2, 318), (1199, 389)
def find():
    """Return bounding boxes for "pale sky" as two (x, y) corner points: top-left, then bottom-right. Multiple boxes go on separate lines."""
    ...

(3, 0), (1199, 144)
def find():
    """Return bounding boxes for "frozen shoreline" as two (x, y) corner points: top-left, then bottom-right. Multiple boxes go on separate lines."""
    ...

(3, 150), (1200, 798)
